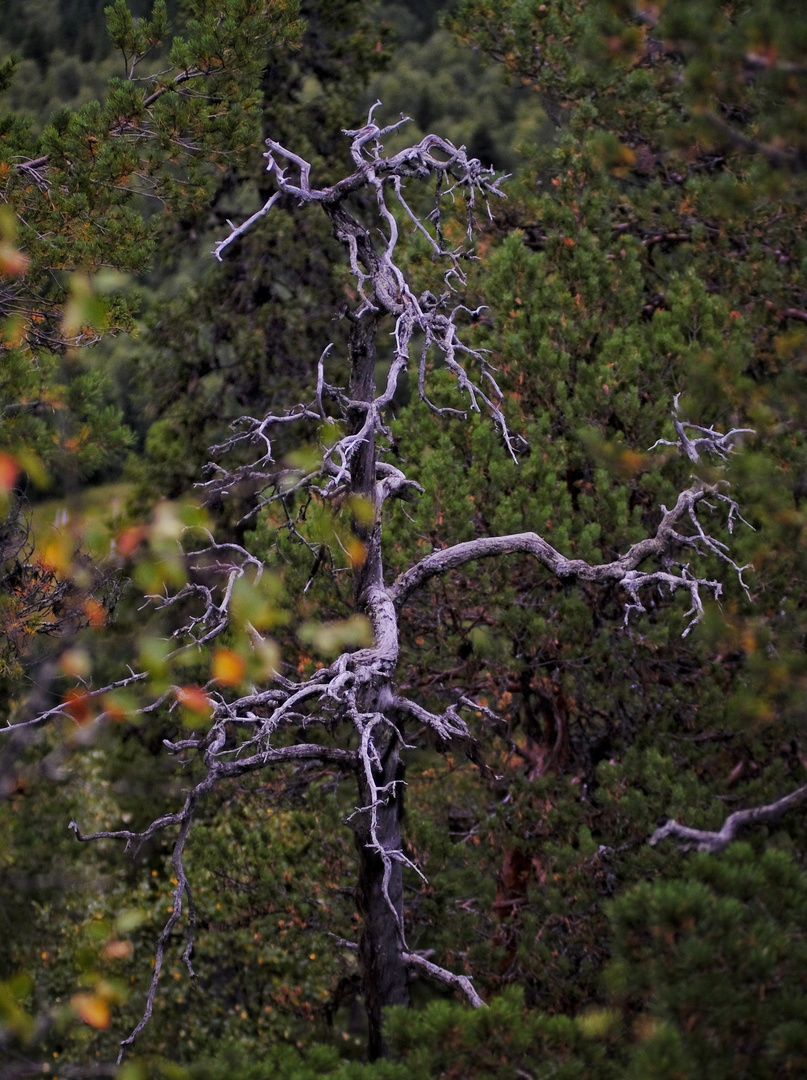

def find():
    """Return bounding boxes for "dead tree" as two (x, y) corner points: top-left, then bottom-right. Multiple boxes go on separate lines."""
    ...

(59, 106), (754, 1060)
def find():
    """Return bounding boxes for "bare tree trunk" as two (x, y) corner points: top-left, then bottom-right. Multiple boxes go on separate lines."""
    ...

(347, 305), (410, 1056)
(354, 721), (409, 1059)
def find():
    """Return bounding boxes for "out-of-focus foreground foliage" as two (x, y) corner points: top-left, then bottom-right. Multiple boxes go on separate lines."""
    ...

(2, 1), (807, 1078)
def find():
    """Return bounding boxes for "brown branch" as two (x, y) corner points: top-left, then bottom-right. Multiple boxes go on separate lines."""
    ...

(702, 110), (805, 171)
(764, 300), (807, 324)
(642, 231), (692, 248)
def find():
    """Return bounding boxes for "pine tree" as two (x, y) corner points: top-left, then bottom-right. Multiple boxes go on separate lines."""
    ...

(0, 0), (302, 681)
(43, 103), (754, 1070)
(0, 3), (304, 1069)
(4, 1), (807, 1074)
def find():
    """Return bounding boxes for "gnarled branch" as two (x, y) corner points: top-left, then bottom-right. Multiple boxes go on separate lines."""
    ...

(650, 782), (807, 853)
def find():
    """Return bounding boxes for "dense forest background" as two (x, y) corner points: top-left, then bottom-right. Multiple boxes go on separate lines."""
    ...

(2, 1), (807, 1078)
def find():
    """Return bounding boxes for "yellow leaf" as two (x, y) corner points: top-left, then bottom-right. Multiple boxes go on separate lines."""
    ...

(60, 649), (92, 679)
(576, 1007), (620, 1040)
(252, 637), (280, 680)
(39, 534), (73, 574)
(102, 690), (138, 722)
(345, 495), (376, 526)
(212, 647), (246, 687)
(71, 993), (110, 1029)
(347, 539), (366, 567)
(298, 614), (373, 657)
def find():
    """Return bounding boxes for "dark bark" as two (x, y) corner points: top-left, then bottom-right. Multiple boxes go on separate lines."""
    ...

(346, 284), (409, 1056)
(354, 721), (409, 1060)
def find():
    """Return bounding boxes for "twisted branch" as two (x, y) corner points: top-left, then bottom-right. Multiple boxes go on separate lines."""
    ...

(650, 783), (807, 853)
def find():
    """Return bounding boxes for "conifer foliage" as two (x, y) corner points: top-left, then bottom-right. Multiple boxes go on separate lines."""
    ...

(61, 103), (755, 1064)
(0, 0), (302, 681)
(3, 2), (807, 1077)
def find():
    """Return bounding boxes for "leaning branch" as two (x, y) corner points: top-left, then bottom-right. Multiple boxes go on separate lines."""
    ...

(701, 110), (806, 172)
(650, 782), (807, 853)
(390, 483), (749, 635)
(402, 950), (485, 1009)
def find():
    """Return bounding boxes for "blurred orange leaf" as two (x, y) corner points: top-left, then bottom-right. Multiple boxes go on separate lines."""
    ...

(175, 685), (212, 715)
(84, 598), (106, 628)
(0, 241), (29, 277)
(71, 993), (110, 1029)
(102, 940), (134, 960)
(64, 689), (93, 725)
(212, 647), (247, 687)
(0, 453), (20, 493)
(116, 525), (148, 558)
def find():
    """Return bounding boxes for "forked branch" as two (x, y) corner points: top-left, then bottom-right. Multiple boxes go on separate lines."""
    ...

(392, 480), (752, 637)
